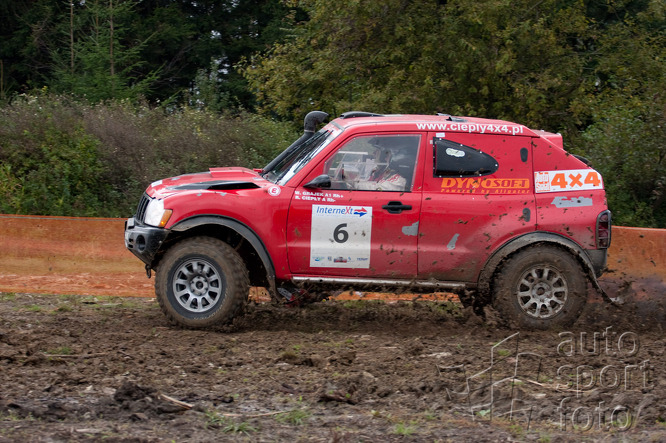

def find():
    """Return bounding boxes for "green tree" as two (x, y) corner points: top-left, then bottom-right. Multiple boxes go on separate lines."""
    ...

(0, 0), (297, 108)
(0, 0), (59, 97)
(572, 2), (666, 227)
(48, 0), (158, 102)
(243, 0), (666, 226)
(126, 0), (301, 108)
(242, 0), (594, 130)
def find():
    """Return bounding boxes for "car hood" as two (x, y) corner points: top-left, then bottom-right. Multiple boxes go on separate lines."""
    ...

(147, 167), (271, 197)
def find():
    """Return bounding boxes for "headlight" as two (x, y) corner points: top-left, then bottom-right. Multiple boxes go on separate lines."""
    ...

(144, 198), (173, 227)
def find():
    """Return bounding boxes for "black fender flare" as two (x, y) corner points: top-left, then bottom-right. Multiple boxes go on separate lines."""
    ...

(477, 232), (610, 302)
(170, 215), (277, 296)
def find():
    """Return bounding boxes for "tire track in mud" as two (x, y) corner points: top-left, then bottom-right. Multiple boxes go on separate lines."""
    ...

(0, 291), (664, 441)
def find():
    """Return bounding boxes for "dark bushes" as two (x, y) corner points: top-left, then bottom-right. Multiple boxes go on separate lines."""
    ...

(0, 94), (296, 217)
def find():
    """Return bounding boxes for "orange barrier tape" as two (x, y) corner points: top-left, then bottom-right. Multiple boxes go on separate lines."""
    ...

(0, 214), (663, 298)
(0, 214), (150, 297)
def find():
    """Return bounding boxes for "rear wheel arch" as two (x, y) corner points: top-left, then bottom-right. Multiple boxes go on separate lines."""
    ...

(477, 232), (597, 302)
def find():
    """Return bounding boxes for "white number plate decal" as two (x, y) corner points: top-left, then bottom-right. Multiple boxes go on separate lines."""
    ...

(310, 205), (372, 268)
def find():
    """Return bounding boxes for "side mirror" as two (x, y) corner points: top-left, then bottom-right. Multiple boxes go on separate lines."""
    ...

(304, 174), (331, 189)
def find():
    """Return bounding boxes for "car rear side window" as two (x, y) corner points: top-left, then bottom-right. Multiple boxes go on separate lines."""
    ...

(433, 138), (498, 177)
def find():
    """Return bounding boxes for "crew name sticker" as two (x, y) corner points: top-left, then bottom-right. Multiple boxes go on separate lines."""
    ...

(310, 205), (372, 268)
(534, 169), (604, 193)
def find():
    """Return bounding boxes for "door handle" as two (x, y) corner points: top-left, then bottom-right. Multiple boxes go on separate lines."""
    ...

(382, 201), (412, 214)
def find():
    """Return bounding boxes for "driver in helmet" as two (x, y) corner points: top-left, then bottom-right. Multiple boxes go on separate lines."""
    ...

(352, 147), (407, 191)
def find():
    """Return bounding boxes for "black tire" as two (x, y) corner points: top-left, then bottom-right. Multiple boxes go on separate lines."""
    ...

(492, 246), (586, 330)
(155, 237), (249, 328)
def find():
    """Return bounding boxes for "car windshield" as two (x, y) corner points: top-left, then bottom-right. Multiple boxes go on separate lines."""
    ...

(263, 128), (340, 185)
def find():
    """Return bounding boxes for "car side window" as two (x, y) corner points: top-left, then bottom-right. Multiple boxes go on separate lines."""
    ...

(433, 138), (498, 177)
(325, 135), (420, 192)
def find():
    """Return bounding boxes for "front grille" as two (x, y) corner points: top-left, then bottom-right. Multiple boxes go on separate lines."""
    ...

(135, 193), (151, 223)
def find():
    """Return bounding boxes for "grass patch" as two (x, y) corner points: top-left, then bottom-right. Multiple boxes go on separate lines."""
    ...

(54, 305), (73, 313)
(0, 293), (17, 301)
(275, 409), (311, 426)
(342, 299), (385, 309)
(57, 294), (80, 302)
(45, 346), (73, 355)
(423, 410), (438, 421)
(205, 410), (257, 435)
(393, 421), (417, 436)
(508, 423), (525, 439)
(432, 301), (463, 316)
(0, 410), (34, 422)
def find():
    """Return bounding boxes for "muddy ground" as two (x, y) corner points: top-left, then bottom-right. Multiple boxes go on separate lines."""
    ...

(1, 286), (665, 442)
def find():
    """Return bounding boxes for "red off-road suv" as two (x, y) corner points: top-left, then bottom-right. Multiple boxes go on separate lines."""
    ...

(124, 111), (612, 329)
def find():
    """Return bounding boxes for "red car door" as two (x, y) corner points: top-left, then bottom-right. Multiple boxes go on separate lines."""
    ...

(418, 132), (537, 283)
(286, 133), (425, 279)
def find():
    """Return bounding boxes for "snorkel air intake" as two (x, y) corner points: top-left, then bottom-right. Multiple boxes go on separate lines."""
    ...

(262, 111), (329, 173)
(303, 111), (329, 133)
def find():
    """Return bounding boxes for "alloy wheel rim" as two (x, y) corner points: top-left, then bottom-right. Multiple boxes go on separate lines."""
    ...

(172, 258), (224, 313)
(516, 265), (568, 319)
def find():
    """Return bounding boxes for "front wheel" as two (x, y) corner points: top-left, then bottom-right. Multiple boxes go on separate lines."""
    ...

(492, 246), (587, 329)
(155, 237), (249, 328)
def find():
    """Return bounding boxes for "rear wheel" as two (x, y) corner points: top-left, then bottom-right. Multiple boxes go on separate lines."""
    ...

(493, 246), (586, 329)
(155, 237), (249, 328)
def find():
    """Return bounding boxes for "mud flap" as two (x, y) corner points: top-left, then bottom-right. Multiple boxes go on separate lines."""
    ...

(587, 267), (623, 305)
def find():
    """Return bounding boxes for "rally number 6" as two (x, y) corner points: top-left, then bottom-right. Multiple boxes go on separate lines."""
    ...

(333, 223), (349, 243)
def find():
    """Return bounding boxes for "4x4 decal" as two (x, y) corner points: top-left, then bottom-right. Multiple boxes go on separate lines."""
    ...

(535, 169), (603, 193)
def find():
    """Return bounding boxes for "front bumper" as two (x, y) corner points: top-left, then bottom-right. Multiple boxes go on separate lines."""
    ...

(124, 217), (169, 267)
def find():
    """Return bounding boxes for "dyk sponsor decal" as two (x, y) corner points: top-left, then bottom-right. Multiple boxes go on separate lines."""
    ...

(440, 177), (530, 194)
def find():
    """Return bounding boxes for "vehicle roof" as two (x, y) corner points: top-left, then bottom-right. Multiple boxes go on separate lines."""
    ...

(329, 113), (545, 138)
